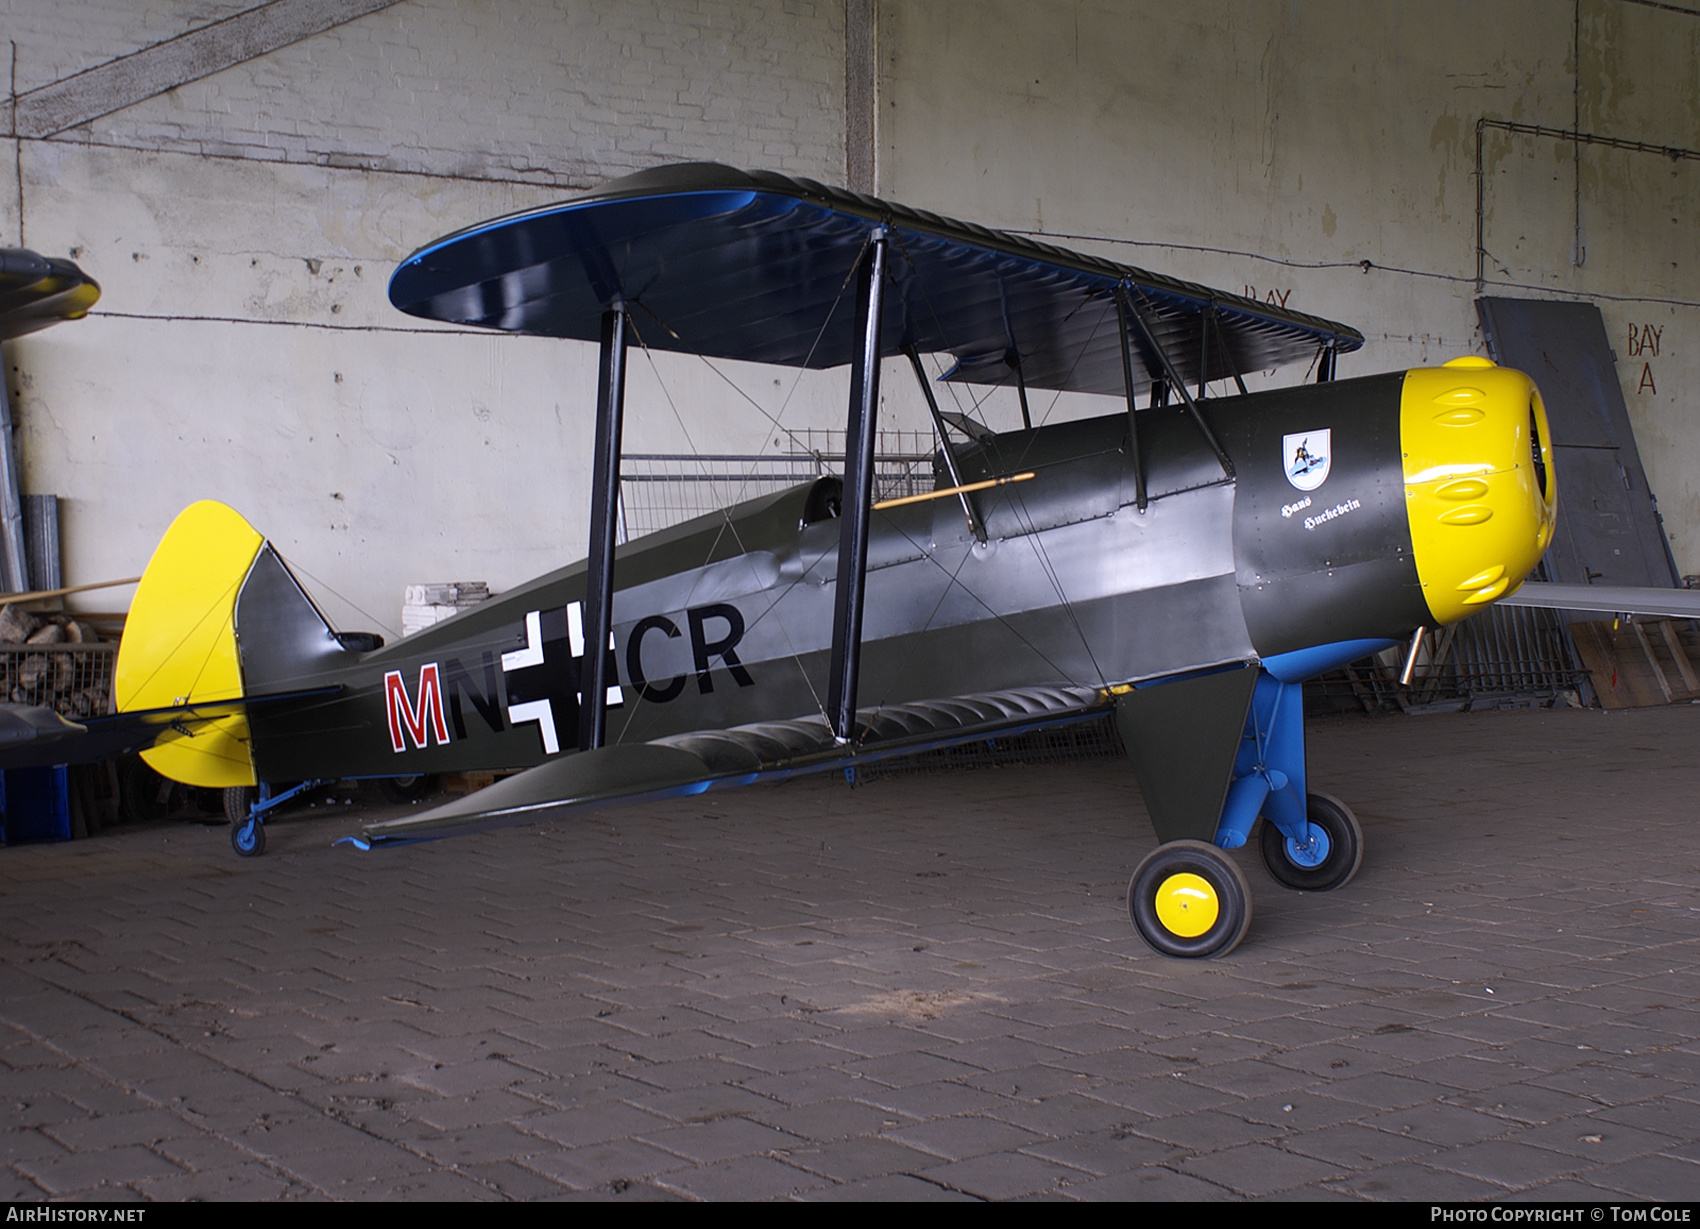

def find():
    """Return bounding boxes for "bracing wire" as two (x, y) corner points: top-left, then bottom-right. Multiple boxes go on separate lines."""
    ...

(624, 324), (840, 737)
(280, 552), (400, 641)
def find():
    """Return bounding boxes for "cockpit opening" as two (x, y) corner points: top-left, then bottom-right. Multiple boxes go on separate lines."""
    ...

(802, 475), (843, 527)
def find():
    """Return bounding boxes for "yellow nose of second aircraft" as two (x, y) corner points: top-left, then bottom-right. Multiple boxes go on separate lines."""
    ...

(1401, 357), (1557, 626)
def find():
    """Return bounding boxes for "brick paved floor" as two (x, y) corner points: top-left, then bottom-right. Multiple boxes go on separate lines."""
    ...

(3, 704), (1699, 1201)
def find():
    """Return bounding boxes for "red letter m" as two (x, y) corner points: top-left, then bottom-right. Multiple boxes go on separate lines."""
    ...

(385, 665), (449, 752)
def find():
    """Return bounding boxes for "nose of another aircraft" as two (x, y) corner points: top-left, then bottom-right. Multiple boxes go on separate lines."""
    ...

(1401, 356), (1558, 626)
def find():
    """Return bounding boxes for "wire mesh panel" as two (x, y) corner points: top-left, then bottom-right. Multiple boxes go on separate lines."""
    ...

(617, 455), (821, 541)
(618, 430), (938, 542)
(1435, 602), (1590, 703)
(1306, 602), (1592, 714)
(0, 644), (117, 717)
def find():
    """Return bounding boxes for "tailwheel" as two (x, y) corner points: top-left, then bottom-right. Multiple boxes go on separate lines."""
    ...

(230, 814), (265, 857)
(1128, 840), (1252, 959)
(225, 785), (265, 857)
(1258, 792), (1362, 892)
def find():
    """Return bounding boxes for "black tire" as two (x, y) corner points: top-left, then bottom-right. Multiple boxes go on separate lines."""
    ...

(378, 774), (436, 804)
(1128, 839), (1253, 959)
(230, 816), (265, 857)
(118, 757), (169, 824)
(180, 788), (226, 824)
(1258, 792), (1363, 892)
(223, 786), (254, 827)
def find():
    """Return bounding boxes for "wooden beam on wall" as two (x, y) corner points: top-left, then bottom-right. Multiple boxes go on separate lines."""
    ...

(11, 0), (405, 139)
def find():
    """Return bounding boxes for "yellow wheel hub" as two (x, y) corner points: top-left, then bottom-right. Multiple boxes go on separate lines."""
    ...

(1153, 872), (1219, 938)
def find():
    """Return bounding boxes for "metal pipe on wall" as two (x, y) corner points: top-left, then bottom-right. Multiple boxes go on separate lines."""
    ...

(0, 362), (32, 593)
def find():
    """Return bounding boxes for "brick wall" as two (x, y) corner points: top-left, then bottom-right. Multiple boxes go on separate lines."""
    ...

(1, 1), (863, 625)
(11, 0), (846, 188)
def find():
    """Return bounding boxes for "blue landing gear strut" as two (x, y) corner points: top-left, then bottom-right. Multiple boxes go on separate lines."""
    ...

(1114, 657), (1369, 958)
(227, 779), (326, 858)
(1212, 670), (1362, 892)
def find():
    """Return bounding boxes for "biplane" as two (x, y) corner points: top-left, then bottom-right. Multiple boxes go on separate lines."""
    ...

(3, 164), (1566, 958)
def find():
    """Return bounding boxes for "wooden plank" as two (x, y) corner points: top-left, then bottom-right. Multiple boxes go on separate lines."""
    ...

(1659, 619), (1699, 692)
(1570, 619), (1670, 708)
(1633, 621), (1674, 703)
(13, 1), (404, 138)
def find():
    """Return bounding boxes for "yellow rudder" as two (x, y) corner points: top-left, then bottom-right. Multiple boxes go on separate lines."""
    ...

(114, 501), (264, 788)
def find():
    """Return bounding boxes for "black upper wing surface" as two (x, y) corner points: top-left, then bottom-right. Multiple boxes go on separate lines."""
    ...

(388, 163), (1361, 399)
(0, 249), (100, 340)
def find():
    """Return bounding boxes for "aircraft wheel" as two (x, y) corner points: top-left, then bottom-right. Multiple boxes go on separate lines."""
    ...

(1259, 792), (1362, 892)
(223, 786), (254, 827)
(1128, 840), (1252, 959)
(378, 774), (436, 804)
(230, 815), (265, 858)
(118, 757), (169, 824)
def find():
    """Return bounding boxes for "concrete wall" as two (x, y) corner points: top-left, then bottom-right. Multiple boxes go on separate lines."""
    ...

(879, 0), (1700, 570)
(2, 0), (856, 631)
(1, 0), (1696, 633)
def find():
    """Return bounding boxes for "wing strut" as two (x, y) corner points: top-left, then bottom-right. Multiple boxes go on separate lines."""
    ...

(1210, 308), (1250, 396)
(1119, 282), (1235, 481)
(1317, 341), (1337, 382)
(903, 345), (985, 543)
(827, 231), (888, 743)
(1005, 349), (1033, 430)
(579, 307), (628, 751)
(1114, 291), (1149, 513)
(1197, 309), (1210, 399)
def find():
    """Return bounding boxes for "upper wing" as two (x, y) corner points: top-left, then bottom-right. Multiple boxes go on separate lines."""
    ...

(1, 248), (100, 340)
(352, 684), (1110, 846)
(387, 163), (1361, 399)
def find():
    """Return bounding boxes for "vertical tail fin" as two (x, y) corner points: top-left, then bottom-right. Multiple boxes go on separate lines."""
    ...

(115, 501), (263, 787)
(115, 500), (356, 788)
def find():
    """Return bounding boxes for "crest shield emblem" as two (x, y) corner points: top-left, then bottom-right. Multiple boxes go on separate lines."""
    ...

(1283, 430), (1331, 491)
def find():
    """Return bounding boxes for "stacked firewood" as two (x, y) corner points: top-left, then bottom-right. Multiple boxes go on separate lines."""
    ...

(0, 606), (112, 716)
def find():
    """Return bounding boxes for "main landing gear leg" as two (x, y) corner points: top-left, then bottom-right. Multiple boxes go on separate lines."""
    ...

(1116, 666), (1365, 959)
(1116, 667), (1259, 959)
(1212, 671), (1363, 892)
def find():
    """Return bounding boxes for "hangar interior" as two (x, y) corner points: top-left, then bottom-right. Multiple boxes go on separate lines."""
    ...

(4, 0), (1695, 626)
(2, 0), (1699, 1204)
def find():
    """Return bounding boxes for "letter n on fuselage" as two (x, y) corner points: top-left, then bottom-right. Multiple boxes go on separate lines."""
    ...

(385, 665), (450, 753)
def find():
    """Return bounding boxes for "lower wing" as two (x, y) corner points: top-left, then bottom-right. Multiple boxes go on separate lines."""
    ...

(352, 684), (1110, 847)
(1498, 581), (1700, 619)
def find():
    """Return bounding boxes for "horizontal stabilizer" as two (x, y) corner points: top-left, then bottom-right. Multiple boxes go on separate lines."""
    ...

(0, 704), (86, 748)
(1499, 581), (1700, 620)
(0, 688), (341, 772)
(355, 685), (1107, 846)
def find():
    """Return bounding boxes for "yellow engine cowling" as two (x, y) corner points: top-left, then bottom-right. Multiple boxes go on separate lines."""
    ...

(1401, 357), (1557, 627)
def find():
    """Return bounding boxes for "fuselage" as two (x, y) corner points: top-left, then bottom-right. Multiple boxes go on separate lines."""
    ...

(239, 361), (1554, 783)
